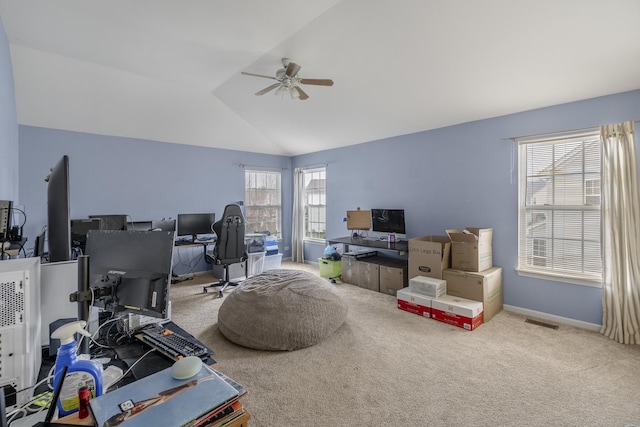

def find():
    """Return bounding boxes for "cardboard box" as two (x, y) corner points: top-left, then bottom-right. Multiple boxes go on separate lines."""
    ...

(379, 262), (407, 296)
(397, 288), (433, 318)
(431, 295), (483, 330)
(341, 257), (359, 284)
(409, 275), (446, 298)
(408, 235), (451, 280)
(443, 266), (503, 322)
(446, 228), (493, 272)
(358, 260), (380, 292)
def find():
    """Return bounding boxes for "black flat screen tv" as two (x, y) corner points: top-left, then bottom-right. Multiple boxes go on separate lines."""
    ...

(46, 155), (71, 262)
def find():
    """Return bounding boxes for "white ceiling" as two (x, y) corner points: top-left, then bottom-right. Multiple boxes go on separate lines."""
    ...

(2, 1), (640, 156)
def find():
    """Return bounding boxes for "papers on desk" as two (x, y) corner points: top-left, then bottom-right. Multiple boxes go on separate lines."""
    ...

(89, 364), (239, 427)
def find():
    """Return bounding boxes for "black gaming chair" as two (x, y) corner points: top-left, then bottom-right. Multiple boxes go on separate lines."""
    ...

(204, 204), (247, 297)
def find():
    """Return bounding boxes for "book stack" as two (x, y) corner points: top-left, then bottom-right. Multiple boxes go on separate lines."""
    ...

(89, 364), (247, 427)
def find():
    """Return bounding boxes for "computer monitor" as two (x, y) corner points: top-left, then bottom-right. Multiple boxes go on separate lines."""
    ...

(46, 155), (72, 263)
(70, 218), (101, 253)
(33, 230), (46, 259)
(127, 221), (153, 232)
(85, 230), (174, 319)
(151, 219), (176, 232)
(177, 213), (215, 242)
(89, 214), (128, 231)
(0, 200), (12, 241)
(370, 209), (407, 239)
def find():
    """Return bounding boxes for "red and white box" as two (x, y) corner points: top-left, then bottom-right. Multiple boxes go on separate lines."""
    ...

(431, 295), (483, 330)
(397, 288), (433, 318)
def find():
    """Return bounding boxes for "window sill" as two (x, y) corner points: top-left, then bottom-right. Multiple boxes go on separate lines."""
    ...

(304, 238), (326, 245)
(516, 268), (602, 288)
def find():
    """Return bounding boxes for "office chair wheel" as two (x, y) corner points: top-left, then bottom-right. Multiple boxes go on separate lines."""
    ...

(218, 289), (224, 298)
(203, 287), (208, 294)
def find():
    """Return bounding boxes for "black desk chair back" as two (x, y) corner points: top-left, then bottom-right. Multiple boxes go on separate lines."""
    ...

(204, 204), (247, 297)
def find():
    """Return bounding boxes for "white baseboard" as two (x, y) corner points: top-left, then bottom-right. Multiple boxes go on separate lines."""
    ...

(503, 304), (601, 332)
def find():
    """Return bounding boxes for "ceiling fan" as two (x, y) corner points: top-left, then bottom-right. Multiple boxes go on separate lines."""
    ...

(241, 58), (334, 100)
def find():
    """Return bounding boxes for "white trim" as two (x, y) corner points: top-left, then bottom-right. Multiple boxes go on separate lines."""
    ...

(304, 238), (326, 245)
(503, 304), (601, 332)
(516, 268), (602, 288)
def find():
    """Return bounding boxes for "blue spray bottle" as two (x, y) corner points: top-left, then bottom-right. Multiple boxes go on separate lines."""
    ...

(51, 320), (104, 417)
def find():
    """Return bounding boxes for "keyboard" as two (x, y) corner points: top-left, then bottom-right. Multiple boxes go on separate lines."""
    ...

(136, 324), (209, 361)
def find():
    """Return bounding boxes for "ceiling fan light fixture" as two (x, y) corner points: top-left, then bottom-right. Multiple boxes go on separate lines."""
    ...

(274, 85), (286, 97)
(242, 58), (332, 100)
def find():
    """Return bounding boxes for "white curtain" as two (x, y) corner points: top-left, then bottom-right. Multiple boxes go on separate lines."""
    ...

(291, 168), (305, 263)
(600, 121), (640, 344)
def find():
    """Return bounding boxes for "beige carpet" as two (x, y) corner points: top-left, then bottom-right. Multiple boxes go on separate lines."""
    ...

(170, 262), (640, 427)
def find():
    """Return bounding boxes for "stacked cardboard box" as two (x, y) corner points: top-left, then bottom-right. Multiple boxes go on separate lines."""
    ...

(446, 228), (493, 272)
(399, 227), (503, 330)
(408, 235), (451, 280)
(444, 267), (502, 322)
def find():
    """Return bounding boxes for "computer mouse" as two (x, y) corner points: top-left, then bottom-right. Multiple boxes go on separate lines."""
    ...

(170, 356), (203, 380)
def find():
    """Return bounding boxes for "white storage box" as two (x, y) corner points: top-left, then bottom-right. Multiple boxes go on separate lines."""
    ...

(409, 275), (446, 298)
(247, 251), (266, 276)
(263, 253), (283, 271)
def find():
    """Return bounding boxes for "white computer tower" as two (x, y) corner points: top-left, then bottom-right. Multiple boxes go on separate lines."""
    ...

(0, 257), (41, 411)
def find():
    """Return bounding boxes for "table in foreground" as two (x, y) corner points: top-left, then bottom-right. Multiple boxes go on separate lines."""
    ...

(57, 408), (251, 426)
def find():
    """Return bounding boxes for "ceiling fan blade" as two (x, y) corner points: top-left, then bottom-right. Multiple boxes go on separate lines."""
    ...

(241, 71), (276, 80)
(294, 86), (309, 100)
(285, 61), (301, 77)
(300, 78), (334, 86)
(255, 83), (280, 96)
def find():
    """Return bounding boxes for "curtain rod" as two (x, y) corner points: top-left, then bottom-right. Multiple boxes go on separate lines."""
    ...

(296, 163), (327, 170)
(239, 164), (284, 171)
(503, 119), (640, 142)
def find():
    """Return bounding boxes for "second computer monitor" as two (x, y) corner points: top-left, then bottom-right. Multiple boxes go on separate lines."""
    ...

(89, 214), (128, 231)
(151, 219), (176, 232)
(177, 213), (215, 242)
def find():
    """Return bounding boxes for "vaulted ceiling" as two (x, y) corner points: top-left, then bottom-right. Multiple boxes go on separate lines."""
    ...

(2, 1), (640, 156)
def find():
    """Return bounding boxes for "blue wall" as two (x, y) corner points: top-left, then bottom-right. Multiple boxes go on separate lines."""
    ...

(292, 89), (640, 326)
(0, 16), (18, 201)
(18, 126), (292, 274)
(8, 0), (640, 326)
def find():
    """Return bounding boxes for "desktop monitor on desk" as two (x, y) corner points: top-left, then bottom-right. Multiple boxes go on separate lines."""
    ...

(89, 214), (128, 231)
(84, 230), (174, 320)
(177, 213), (216, 243)
(46, 155), (72, 262)
(70, 218), (101, 253)
(151, 218), (176, 232)
(370, 208), (407, 240)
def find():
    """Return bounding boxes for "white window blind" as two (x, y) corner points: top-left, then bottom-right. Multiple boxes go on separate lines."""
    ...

(518, 132), (602, 283)
(245, 169), (282, 238)
(303, 167), (326, 240)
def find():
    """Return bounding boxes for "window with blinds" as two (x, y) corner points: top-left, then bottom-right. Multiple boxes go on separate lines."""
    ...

(518, 132), (602, 284)
(245, 169), (282, 238)
(303, 167), (326, 240)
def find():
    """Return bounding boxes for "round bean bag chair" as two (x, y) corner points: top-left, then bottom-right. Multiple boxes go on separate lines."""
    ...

(218, 269), (348, 351)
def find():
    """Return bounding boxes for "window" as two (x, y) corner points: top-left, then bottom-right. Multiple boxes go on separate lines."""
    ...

(518, 132), (602, 283)
(303, 167), (326, 240)
(245, 169), (281, 238)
